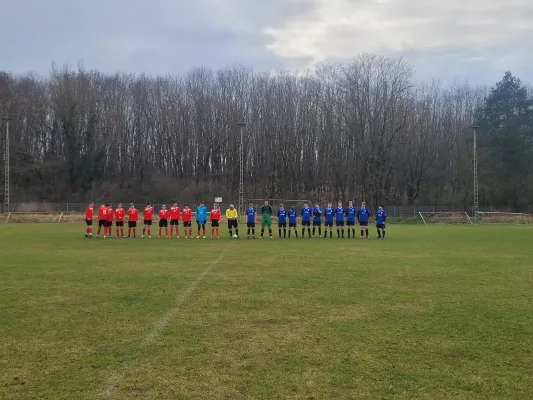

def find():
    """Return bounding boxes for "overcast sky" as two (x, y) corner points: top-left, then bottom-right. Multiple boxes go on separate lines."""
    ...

(1, 0), (532, 84)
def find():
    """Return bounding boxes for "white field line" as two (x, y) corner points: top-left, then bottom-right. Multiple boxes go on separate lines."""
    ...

(100, 252), (225, 398)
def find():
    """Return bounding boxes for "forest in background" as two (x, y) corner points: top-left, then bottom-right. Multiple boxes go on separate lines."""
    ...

(1, 54), (532, 211)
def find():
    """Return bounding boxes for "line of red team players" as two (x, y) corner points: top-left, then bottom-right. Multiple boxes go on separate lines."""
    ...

(84, 202), (222, 239)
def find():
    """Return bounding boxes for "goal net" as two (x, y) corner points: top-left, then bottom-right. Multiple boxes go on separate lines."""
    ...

(474, 211), (532, 224)
(5, 212), (64, 223)
(419, 212), (473, 225)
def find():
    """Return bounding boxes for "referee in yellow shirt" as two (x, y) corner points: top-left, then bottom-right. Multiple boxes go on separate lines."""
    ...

(225, 204), (239, 238)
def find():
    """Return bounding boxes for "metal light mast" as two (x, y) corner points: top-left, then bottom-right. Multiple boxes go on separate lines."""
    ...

(471, 125), (480, 217)
(1, 117), (12, 214)
(237, 122), (246, 222)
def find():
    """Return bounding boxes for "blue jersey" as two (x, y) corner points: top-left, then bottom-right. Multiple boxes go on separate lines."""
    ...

(376, 209), (387, 224)
(277, 209), (287, 224)
(196, 205), (207, 222)
(313, 207), (322, 222)
(357, 207), (369, 222)
(246, 208), (256, 224)
(288, 210), (297, 224)
(301, 207), (312, 222)
(346, 206), (356, 222)
(324, 207), (334, 223)
(335, 207), (345, 222)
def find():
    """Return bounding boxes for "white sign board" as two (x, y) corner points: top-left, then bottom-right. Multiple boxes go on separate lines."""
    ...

(215, 197), (223, 203)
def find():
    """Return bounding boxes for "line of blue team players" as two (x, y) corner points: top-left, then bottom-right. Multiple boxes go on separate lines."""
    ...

(246, 200), (387, 239)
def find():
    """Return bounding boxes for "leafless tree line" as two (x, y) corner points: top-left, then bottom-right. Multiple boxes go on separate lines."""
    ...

(0, 54), (488, 209)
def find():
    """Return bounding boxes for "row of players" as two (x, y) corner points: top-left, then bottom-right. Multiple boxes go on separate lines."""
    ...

(83, 199), (387, 239)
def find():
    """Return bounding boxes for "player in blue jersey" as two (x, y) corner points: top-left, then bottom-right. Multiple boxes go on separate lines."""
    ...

(335, 201), (345, 238)
(345, 200), (357, 238)
(301, 203), (312, 238)
(323, 202), (335, 238)
(357, 201), (370, 238)
(246, 203), (256, 239)
(376, 205), (387, 239)
(287, 206), (298, 238)
(312, 203), (323, 238)
(277, 204), (288, 239)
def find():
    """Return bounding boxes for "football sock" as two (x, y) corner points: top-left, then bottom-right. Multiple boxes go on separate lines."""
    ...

(261, 228), (264, 237)
(203, 228), (206, 236)
(360, 230), (364, 237)
(133, 228), (136, 237)
(283, 228), (286, 238)
(301, 228), (305, 237)
(235, 228), (239, 236)
(148, 229), (151, 236)
(382, 230), (386, 238)
(211, 228), (214, 237)
(216, 228), (219, 237)
(365, 229), (369, 237)
(229, 229), (233, 237)
(252, 228), (255, 236)
(279, 228), (282, 237)
(348, 229), (351, 238)
(337, 229), (340, 237)
(248, 228), (251, 236)
(288, 230), (291, 237)
(377, 229), (381, 238)
(318, 227), (321, 236)
(307, 228), (311, 238)
(330, 230), (332, 238)
(352, 228), (355, 237)
(269, 229), (272, 237)
(342, 229), (344, 238)
(295, 230), (298, 238)
(312, 227), (316, 236)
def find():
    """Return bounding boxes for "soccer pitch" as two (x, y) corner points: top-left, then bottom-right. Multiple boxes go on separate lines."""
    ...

(1, 224), (532, 400)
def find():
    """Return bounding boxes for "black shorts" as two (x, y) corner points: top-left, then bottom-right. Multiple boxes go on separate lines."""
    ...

(278, 222), (287, 228)
(116, 221), (124, 227)
(170, 219), (179, 226)
(247, 222), (255, 228)
(347, 221), (355, 226)
(211, 220), (219, 227)
(359, 221), (369, 227)
(302, 221), (310, 227)
(197, 221), (206, 227)
(106, 221), (113, 227)
(376, 223), (386, 229)
(336, 221), (345, 227)
(144, 220), (152, 226)
(86, 219), (92, 226)
(128, 221), (137, 228)
(228, 220), (238, 229)
(183, 221), (192, 228)
(313, 221), (321, 226)
(159, 220), (168, 228)
(289, 222), (297, 228)
(325, 221), (333, 227)
(98, 220), (106, 227)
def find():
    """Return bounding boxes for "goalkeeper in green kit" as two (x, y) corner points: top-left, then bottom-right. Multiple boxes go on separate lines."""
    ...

(260, 199), (273, 239)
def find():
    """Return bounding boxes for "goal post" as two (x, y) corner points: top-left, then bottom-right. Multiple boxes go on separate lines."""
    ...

(418, 211), (473, 224)
(5, 212), (64, 223)
(474, 211), (532, 224)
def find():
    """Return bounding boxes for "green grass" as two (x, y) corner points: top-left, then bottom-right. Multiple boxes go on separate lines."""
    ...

(1, 224), (533, 400)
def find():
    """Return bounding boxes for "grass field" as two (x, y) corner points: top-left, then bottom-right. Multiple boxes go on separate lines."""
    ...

(1, 224), (533, 400)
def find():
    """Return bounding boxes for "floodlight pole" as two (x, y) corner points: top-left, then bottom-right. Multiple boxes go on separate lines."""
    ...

(1, 117), (12, 214)
(237, 122), (246, 223)
(471, 125), (480, 217)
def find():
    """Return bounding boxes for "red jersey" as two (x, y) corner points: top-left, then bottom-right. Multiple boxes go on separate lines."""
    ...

(128, 208), (139, 222)
(169, 206), (180, 220)
(143, 206), (153, 221)
(182, 208), (192, 222)
(115, 207), (125, 222)
(107, 207), (114, 222)
(85, 206), (93, 220)
(158, 209), (169, 220)
(98, 205), (108, 221)
(210, 209), (220, 221)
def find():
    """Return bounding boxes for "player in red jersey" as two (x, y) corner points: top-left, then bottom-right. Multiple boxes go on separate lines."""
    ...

(115, 203), (125, 238)
(97, 203), (109, 238)
(85, 202), (94, 238)
(142, 202), (153, 238)
(210, 203), (221, 239)
(106, 203), (114, 238)
(169, 202), (180, 238)
(182, 204), (193, 238)
(127, 203), (139, 238)
(158, 205), (170, 238)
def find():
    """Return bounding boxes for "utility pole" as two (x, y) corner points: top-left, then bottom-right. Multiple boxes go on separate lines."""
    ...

(1, 117), (12, 214)
(237, 122), (246, 223)
(471, 125), (480, 217)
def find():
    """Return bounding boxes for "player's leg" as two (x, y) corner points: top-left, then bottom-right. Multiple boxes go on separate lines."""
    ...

(318, 224), (321, 237)
(228, 220), (233, 238)
(260, 222), (265, 238)
(312, 223), (316, 237)
(360, 224), (364, 238)
(283, 224), (286, 238)
(365, 224), (369, 238)
(235, 222), (239, 238)
(341, 224), (344, 238)
(307, 222), (311, 238)
(336, 224), (340, 238)
(278, 224), (282, 238)
(377, 224), (381, 238)
(268, 220), (272, 238)
(247, 223), (251, 238)
(252, 224), (255, 238)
